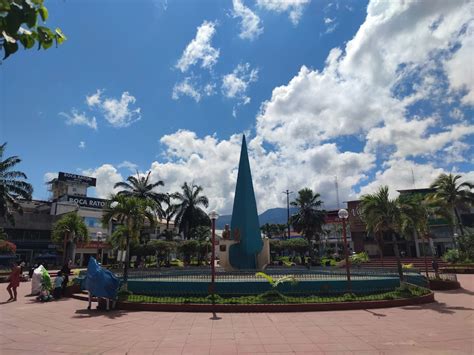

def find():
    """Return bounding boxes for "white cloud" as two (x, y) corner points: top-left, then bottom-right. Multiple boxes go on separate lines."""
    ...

(43, 172), (57, 183)
(444, 21), (474, 105)
(172, 78), (203, 102)
(99, 92), (141, 128)
(60, 110), (98, 130)
(172, 78), (215, 102)
(257, 0), (310, 25)
(118, 160), (139, 172)
(222, 63), (258, 104)
(82, 164), (123, 199)
(176, 21), (220, 73)
(257, 0), (473, 153)
(232, 0), (263, 40)
(78, 141), (86, 149)
(86, 89), (102, 107)
(359, 159), (446, 198)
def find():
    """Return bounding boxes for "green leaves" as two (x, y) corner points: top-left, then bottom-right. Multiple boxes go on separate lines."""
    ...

(0, 0), (66, 60)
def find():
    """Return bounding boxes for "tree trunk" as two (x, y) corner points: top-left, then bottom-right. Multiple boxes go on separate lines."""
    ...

(454, 207), (465, 237)
(391, 232), (404, 281)
(123, 232), (130, 289)
(377, 233), (384, 267)
(422, 238), (429, 279)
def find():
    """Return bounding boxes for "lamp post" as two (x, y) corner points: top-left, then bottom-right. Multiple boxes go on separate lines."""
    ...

(96, 232), (102, 263)
(208, 211), (219, 294)
(283, 190), (293, 239)
(338, 208), (351, 291)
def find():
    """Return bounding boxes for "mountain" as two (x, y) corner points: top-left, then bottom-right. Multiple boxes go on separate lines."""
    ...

(215, 207), (298, 229)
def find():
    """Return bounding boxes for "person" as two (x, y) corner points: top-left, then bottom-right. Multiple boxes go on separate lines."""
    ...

(53, 272), (64, 299)
(432, 259), (440, 278)
(60, 260), (72, 295)
(6, 262), (21, 302)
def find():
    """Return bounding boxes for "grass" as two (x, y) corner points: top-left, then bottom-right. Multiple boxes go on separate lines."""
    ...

(122, 284), (430, 304)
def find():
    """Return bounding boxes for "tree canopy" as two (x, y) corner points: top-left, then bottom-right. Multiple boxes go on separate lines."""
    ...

(1, 0), (66, 60)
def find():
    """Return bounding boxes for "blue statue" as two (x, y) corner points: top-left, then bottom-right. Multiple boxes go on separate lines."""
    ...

(229, 135), (263, 269)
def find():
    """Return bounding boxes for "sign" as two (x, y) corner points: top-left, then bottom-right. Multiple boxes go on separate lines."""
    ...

(58, 172), (96, 187)
(67, 196), (108, 209)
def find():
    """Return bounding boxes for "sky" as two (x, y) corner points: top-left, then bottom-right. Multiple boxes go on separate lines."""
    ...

(1, 0), (473, 215)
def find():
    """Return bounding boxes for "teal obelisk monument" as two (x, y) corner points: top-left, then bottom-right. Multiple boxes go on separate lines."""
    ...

(228, 135), (263, 269)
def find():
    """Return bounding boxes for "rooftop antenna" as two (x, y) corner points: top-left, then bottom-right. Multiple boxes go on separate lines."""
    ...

(335, 176), (340, 209)
(411, 168), (416, 188)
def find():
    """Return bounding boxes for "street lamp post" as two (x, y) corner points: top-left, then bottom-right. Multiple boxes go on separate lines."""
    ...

(208, 211), (219, 295)
(96, 232), (102, 263)
(338, 208), (351, 291)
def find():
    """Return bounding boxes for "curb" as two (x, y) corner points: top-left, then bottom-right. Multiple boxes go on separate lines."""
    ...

(73, 292), (435, 312)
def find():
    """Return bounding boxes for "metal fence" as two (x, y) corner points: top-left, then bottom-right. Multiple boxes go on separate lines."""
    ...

(426, 271), (458, 282)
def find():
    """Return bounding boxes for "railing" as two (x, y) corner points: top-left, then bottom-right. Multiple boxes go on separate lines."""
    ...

(426, 271), (458, 282)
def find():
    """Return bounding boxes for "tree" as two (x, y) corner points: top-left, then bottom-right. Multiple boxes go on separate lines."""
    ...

(290, 188), (326, 260)
(1, 0), (66, 60)
(0, 227), (8, 240)
(429, 173), (474, 237)
(101, 195), (155, 287)
(177, 240), (199, 264)
(0, 142), (33, 225)
(150, 240), (176, 266)
(52, 212), (89, 264)
(162, 196), (178, 230)
(359, 186), (405, 280)
(172, 182), (210, 239)
(114, 171), (167, 218)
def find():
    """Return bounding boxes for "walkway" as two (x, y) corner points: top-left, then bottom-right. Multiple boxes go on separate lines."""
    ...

(0, 275), (473, 354)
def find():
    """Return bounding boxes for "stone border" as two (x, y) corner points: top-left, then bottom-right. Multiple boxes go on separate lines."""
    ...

(73, 292), (435, 312)
(429, 279), (461, 290)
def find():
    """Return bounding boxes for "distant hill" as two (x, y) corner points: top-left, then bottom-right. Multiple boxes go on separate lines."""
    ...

(215, 207), (298, 229)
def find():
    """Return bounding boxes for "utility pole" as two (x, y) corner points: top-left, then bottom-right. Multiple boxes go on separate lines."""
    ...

(283, 190), (293, 239)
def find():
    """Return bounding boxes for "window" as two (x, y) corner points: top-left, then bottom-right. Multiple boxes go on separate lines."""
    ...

(83, 217), (102, 228)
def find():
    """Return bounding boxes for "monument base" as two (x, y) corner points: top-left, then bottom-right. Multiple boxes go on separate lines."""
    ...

(218, 238), (270, 271)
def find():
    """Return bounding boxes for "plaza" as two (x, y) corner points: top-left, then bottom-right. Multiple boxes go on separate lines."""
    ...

(0, 274), (473, 355)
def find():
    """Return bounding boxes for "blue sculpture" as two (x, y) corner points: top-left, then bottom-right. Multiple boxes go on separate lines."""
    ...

(85, 257), (120, 299)
(229, 135), (263, 269)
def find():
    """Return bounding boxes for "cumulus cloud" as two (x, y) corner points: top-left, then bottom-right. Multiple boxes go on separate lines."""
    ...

(99, 92), (141, 128)
(78, 141), (86, 149)
(222, 63), (258, 105)
(232, 0), (263, 40)
(60, 110), (98, 130)
(257, 0), (474, 153)
(82, 164), (123, 198)
(118, 161), (139, 172)
(176, 21), (220, 72)
(444, 21), (474, 105)
(257, 0), (310, 25)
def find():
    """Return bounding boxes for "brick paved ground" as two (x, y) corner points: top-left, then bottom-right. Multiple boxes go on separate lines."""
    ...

(0, 275), (473, 355)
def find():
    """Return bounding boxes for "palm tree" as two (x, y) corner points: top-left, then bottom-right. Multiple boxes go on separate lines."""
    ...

(102, 195), (155, 287)
(163, 196), (179, 230)
(114, 171), (167, 218)
(290, 188), (326, 261)
(359, 186), (405, 280)
(429, 173), (474, 237)
(397, 194), (432, 277)
(52, 212), (89, 264)
(172, 182), (210, 240)
(0, 142), (33, 225)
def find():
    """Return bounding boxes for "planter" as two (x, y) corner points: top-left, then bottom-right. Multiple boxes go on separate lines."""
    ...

(105, 292), (434, 313)
(441, 266), (474, 274)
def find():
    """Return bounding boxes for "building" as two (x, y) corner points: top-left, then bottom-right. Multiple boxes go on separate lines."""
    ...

(347, 188), (474, 258)
(318, 210), (353, 256)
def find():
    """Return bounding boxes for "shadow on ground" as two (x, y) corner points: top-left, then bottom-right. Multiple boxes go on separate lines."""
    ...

(402, 301), (474, 314)
(73, 308), (128, 319)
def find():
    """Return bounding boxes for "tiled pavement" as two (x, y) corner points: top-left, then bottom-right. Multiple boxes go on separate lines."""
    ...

(0, 275), (473, 354)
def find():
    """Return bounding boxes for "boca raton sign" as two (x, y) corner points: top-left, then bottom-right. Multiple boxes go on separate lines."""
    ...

(58, 172), (96, 187)
(67, 196), (108, 209)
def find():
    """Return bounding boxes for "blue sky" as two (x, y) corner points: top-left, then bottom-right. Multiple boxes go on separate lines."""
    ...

(1, 0), (473, 214)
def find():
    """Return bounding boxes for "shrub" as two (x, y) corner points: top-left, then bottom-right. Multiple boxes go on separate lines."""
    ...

(443, 249), (460, 263)
(350, 251), (369, 264)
